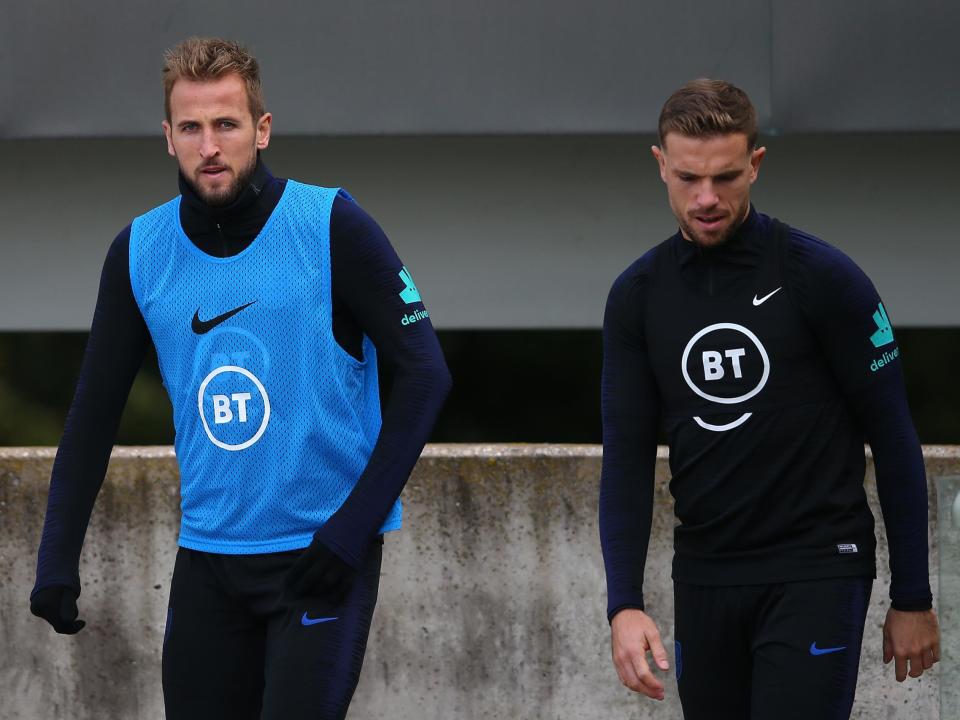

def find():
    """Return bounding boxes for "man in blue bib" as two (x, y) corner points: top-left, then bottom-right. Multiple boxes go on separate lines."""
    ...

(31, 37), (451, 720)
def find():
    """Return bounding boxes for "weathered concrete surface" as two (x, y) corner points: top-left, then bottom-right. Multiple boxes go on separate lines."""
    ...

(0, 445), (955, 720)
(937, 475), (960, 719)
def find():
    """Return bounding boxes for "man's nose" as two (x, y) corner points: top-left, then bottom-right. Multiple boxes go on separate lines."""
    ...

(199, 129), (220, 159)
(695, 182), (719, 207)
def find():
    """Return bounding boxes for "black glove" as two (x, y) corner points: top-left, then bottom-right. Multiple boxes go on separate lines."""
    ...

(30, 585), (86, 635)
(284, 534), (356, 603)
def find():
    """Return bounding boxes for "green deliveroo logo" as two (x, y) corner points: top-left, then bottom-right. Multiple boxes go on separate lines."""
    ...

(869, 303), (894, 348)
(398, 266), (421, 305)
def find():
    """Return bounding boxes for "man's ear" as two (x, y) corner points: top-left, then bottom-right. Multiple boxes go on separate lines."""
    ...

(651, 145), (667, 183)
(162, 121), (176, 157)
(749, 145), (766, 184)
(255, 113), (272, 151)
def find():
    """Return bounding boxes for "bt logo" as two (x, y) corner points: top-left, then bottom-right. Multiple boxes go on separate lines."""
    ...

(212, 393), (253, 424)
(701, 348), (746, 381)
(681, 323), (770, 431)
(197, 365), (271, 451)
(193, 327), (273, 451)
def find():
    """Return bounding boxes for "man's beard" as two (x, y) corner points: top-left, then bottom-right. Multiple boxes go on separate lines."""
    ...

(679, 217), (737, 248)
(186, 152), (257, 208)
(678, 201), (749, 248)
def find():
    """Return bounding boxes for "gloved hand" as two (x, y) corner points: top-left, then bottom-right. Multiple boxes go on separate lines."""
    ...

(30, 585), (86, 634)
(284, 533), (356, 603)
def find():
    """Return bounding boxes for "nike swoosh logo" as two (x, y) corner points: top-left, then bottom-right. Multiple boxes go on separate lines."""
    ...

(809, 642), (847, 656)
(191, 301), (257, 334)
(301, 613), (338, 626)
(752, 287), (782, 306)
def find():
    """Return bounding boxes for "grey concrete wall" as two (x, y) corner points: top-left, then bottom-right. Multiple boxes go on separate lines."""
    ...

(3, 1), (958, 136)
(3, 134), (960, 331)
(937, 475), (960, 717)
(1, 445), (955, 719)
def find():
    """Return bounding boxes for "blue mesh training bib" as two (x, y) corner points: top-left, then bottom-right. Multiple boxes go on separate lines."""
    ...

(129, 181), (401, 553)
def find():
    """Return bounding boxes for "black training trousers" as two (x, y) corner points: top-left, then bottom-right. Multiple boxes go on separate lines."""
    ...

(162, 541), (382, 720)
(674, 576), (872, 720)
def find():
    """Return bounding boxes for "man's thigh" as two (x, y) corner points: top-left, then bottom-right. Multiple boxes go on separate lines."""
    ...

(162, 549), (266, 720)
(260, 540), (383, 720)
(673, 581), (754, 720)
(751, 577), (872, 720)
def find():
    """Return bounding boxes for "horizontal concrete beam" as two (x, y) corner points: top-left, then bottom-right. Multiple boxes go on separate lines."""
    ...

(5, 1), (959, 137)
(6, 136), (960, 332)
(2, 445), (957, 719)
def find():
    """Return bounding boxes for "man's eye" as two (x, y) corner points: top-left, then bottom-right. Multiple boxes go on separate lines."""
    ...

(220, 121), (235, 129)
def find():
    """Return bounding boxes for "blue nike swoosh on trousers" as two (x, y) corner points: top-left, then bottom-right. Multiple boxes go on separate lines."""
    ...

(809, 642), (846, 656)
(301, 612), (338, 626)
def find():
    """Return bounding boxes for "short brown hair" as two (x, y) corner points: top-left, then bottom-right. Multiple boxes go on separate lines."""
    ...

(658, 79), (758, 150)
(162, 37), (264, 122)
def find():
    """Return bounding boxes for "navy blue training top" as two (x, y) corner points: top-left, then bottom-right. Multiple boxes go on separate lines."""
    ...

(600, 207), (931, 619)
(33, 159), (451, 596)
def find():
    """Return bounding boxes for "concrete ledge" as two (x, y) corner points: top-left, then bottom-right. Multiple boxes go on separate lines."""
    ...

(2, 445), (957, 719)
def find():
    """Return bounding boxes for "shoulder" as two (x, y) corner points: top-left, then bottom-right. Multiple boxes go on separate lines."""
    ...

(106, 222), (132, 257)
(331, 190), (378, 227)
(604, 245), (664, 338)
(283, 183), (383, 233)
(328, 192), (401, 285)
(330, 191), (392, 254)
(608, 244), (662, 305)
(129, 197), (180, 252)
(132, 196), (180, 226)
(785, 224), (870, 287)
(283, 179), (353, 203)
(782, 222), (882, 325)
(97, 224), (142, 308)
(101, 225), (134, 278)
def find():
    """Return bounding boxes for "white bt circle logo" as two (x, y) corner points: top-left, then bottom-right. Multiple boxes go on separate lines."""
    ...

(680, 323), (770, 431)
(197, 365), (271, 451)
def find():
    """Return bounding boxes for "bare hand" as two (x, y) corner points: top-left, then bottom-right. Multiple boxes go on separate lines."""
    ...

(610, 608), (670, 700)
(882, 607), (940, 682)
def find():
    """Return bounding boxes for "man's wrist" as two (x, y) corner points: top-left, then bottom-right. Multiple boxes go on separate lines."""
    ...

(890, 597), (934, 612)
(608, 603), (646, 625)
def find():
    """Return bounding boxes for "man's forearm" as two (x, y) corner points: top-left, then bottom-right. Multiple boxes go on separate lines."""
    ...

(33, 230), (149, 595)
(850, 380), (932, 610)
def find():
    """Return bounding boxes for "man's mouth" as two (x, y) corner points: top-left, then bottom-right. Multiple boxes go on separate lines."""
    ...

(693, 214), (726, 231)
(199, 165), (228, 178)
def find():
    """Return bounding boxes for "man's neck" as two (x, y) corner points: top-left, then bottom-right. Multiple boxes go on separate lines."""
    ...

(178, 155), (270, 220)
(177, 157), (284, 257)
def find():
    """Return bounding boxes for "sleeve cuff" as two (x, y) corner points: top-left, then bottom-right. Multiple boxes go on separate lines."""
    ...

(890, 595), (933, 612)
(607, 602), (645, 624)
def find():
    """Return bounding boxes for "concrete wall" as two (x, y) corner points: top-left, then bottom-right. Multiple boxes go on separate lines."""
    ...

(937, 475), (960, 717)
(4, 1), (958, 136)
(1, 445), (956, 719)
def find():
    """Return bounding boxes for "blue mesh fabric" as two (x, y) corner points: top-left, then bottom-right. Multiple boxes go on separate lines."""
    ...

(129, 181), (401, 553)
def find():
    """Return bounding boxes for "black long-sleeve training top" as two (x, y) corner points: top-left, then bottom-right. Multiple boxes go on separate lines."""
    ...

(600, 207), (931, 620)
(34, 159), (451, 597)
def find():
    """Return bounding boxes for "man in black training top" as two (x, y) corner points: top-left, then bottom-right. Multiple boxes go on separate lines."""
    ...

(599, 79), (939, 718)
(30, 37), (450, 720)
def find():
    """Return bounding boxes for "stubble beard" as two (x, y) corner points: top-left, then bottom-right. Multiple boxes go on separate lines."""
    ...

(186, 148), (258, 208)
(678, 199), (750, 248)
(679, 217), (735, 248)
